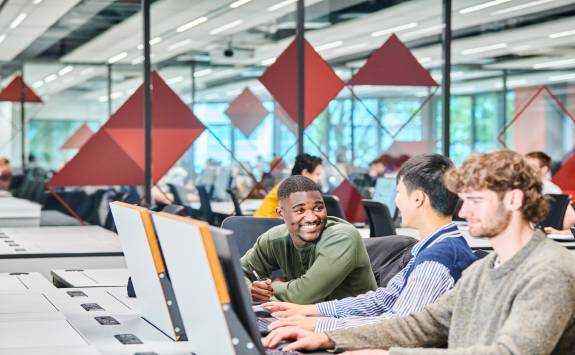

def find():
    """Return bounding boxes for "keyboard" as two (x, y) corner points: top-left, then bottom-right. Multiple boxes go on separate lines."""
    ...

(265, 349), (302, 355)
(257, 317), (273, 335)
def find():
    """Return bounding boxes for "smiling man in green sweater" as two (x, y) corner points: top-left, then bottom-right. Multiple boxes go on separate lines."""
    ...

(241, 175), (377, 304)
(264, 150), (575, 354)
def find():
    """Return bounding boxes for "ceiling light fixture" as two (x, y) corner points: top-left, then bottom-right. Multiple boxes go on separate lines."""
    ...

(98, 96), (108, 103)
(230, 0), (253, 8)
(549, 29), (575, 39)
(268, 0), (296, 12)
(459, 0), (511, 14)
(176, 16), (208, 33)
(371, 22), (418, 37)
(108, 52), (128, 64)
(210, 20), (243, 35)
(131, 56), (144, 65)
(491, 0), (555, 16)
(194, 69), (213, 77)
(33, 0), (43, 4)
(533, 58), (575, 69)
(333, 42), (368, 55)
(33, 80), (44, 88)
(461, 42), (507, 55)
(137, 37), (162, 50)
(58, 66), (73, 76)
(417, 57), (432, 63)
(44, 74), (57, 83)
(166, 76), (184, 85)
(168, 39), (191, 51)
(0, 34), (6, 44)
(80, 68), (94, 75)
(548, 73), (575, 82)
(204, 93), (221, 100)
(402, 24), (445, 38)
(315, 41), (343, 51)
(261, 57), (276, 65)
(10, 13), (27, 29)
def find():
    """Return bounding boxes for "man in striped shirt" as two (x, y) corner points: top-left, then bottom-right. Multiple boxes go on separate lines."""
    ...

(263, 153), (477, 332)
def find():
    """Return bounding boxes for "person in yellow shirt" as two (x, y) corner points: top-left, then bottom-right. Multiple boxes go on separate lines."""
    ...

(254, 154), (322, 218)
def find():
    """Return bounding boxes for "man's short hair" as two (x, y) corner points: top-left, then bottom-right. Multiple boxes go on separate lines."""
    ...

(278, 175), (321, 201)
(525, 151), (552, 169)
(444, 150), (549, 224)
(291, 154), (322, 176)
(397, 153), (458, 216)
(0, 158), (9, 166)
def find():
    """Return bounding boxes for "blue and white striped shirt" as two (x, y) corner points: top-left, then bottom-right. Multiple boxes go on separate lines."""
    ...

(315, 222), (477, 332)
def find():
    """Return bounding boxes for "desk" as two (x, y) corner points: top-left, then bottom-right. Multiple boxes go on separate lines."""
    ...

(52, 268), (130, 288)
(190, 198), (263, 215)
(0, 272), (56, 291)
(0, 197), (41, 227)
(0, 226), (126, 279)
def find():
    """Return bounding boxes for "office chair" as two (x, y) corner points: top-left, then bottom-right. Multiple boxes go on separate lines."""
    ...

(363, 235), (418, 287)
(538, 193), (571, 230)
(361, 199), (396, 237)
(161, 204), (187, 216)
(221, 216), (284, 257)
(323, 194), (346, 220)
(227, 188), (243, 216)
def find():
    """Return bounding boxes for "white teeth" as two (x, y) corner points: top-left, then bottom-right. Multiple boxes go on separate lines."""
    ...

(301, 225), (317, 230)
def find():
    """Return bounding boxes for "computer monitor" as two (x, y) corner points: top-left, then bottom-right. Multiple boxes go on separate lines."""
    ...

(109, 202), (187, 341)
(372, 176), (397, 217)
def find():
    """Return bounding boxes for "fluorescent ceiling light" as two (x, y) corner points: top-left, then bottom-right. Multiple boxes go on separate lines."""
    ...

(0, 34), (6, 45)
(548, 73), (575, 82)
(417, 57), (432, 64)
(111, 91), (123, 99)
(210, 20), (243, 35)
(131, 56), (144, 65)
(510, 45), (531, 52)
(98, 96), (108, 103)
(166, 76), (184, 85)
(108, 52), (128, 64)
(58, 66), (73, 76)
(491, 0), (555, 16)
(371, 23), (418, 37)
(33, 0), (43, 4)
(402, 24), (444, 38)
(194, 69), (213, 77)
(333, 42), (368, 55)
(261, 57), (276, 65)
(459, 0), (511, 14)
(44, 74), (57, 83)
(549, 29), (575, 39)
(316, 41), (343, 51)
(268, 0), (296, 12)
(168, 39), (191, 51)
(137, 37), (162, 50)
(204, 93), (220, 100)
(461, 42), (507, 55)
(80, 67), (94, 75)
(533, 58), (575, 69)
(226, 89), (242, 96)
(176, 16), (208, 33)
(230, 0), (253, 8)
(10, 13), (27, 29)
(33, 80), (44, 88)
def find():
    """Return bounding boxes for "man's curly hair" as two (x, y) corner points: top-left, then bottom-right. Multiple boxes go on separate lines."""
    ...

(444, 150), (549, 224)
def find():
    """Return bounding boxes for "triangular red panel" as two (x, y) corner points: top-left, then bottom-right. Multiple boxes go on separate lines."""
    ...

(225, 88), (269, 137)
(60, 123), (94, 150)
(0, 75), (43, 102)
(260, 38), (345, 129)
(348, 34), (438, 87)
(552, 154), (575, 193)
(331, 179), (366, 223)
(47, 71), (205, 187)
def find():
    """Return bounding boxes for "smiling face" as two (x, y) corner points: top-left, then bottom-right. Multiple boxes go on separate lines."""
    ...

(458, 189), (512, 239)
(276, 190), (328, 248)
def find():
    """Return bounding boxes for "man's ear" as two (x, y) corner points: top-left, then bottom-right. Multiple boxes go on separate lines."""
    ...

(505, 189), (524, 212)
(275, 206), (284, 218)
(412, 190), (426, 208)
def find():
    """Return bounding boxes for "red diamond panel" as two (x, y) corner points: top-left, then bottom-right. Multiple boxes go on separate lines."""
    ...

(260, 38), (345, 129)
(0, 75), (43, 103)
(332, 179), (366, 223)
(225, 88), (269, 137)
(275, 104), (297, 134)
(553, 154), (575, 193)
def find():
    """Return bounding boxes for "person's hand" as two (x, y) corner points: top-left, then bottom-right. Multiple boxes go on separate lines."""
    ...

(263, 326), (334, 352)
(544, 227), (571, 235)
(268, 315), (318, 331)
(250, 279), (273, 303)
(342, 350), (389, 355)
(262, 301), (318, 317)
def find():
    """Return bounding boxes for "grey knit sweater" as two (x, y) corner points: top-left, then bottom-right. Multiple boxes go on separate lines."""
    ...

(327, 230), (575, 354)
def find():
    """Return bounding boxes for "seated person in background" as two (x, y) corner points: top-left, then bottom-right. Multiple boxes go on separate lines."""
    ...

(525, 151), (575, 234)
(264, 150), (575, 354)
(264, 154), (476, 332)
(367, 158), (386, 187)
(0, 158), (12, 191)
(241, 175), (377, 304)
(254, 153), (323, 218)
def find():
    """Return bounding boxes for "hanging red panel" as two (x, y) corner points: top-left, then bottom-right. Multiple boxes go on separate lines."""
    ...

(331, 179), (366, 224)
(225, 88), (269, 137)
(0, 75), (43, 103)
(60, 123), (94, 150)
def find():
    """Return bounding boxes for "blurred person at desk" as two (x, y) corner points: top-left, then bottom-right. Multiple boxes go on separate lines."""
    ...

(0, 158), (12, 191)
(242, 175), (377, 304)
(254, 153), (323, 218)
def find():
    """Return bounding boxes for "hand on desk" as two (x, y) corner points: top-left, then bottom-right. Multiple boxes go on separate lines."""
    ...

(263, 326), (334, 352)
(268, 315), (318, 331)
(263, 301), (319, 318)
(250, 279), (273, 303)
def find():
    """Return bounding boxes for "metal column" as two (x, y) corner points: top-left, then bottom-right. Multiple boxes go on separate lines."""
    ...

(296, 0), (305, 155)
(142, 0), (152, 204)
(442, 0), (452, 157)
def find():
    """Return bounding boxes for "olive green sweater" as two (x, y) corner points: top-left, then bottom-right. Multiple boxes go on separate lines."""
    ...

(241, 217), (377, 304)
(327, 230), (575, 354)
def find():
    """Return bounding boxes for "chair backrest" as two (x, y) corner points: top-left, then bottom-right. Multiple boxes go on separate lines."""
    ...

(220, 216), (284, 257)
(167, 183), (192, 206)
(363, 235), (418, 287)
(161, 204), (187, 216)
(539, 193), (571, 229)
(361, 199), (396, 237)
(323, 194), (346, 220)
(227, 189), (243, 216)
(196, 185), (215, 225)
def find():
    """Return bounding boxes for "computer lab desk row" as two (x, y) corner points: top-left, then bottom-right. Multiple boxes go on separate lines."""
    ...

(0, 272), (196, 355)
